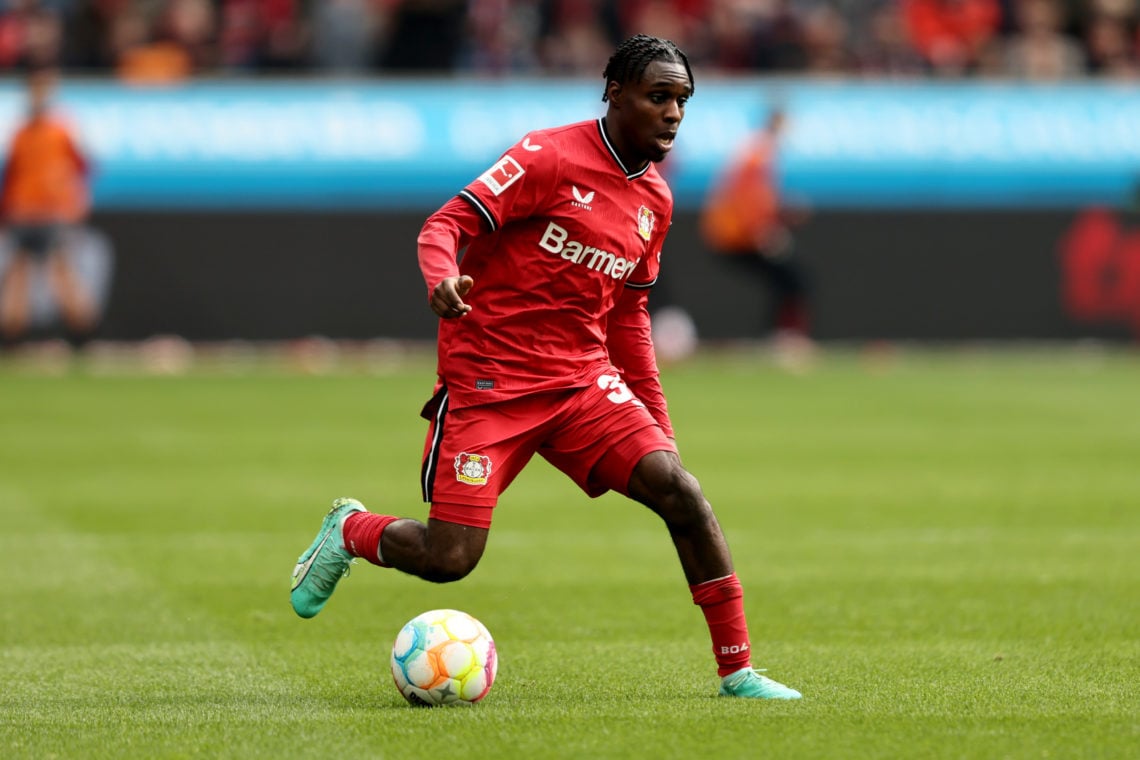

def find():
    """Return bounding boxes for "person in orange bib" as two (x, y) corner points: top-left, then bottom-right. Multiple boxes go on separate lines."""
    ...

(0, 66), (96, 348)
(701, 107), (815, 366)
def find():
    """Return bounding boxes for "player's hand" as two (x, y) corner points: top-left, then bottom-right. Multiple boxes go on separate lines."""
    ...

(430, 275), (474, 318)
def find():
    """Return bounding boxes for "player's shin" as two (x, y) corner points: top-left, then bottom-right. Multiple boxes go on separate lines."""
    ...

(690, 573), (752, 677)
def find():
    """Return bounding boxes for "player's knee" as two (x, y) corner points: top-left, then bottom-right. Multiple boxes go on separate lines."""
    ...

(632, 452), (710, 525)
(633, 450), (683, 490)
(419, 548), (479, 584)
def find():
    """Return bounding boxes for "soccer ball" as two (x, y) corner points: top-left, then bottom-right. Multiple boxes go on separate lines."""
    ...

(390, 609), (497, 706)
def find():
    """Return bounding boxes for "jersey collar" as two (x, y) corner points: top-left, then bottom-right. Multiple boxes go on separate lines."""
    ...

(596, 118), (651, 181)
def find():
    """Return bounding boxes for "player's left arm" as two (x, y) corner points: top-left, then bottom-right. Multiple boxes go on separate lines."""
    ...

(607, 284), (673, 435)
(607, 285), (673, 438)
(607, 214), (674, 438)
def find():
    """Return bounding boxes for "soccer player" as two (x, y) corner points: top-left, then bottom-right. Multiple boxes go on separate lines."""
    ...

(291, 34), (802, 700)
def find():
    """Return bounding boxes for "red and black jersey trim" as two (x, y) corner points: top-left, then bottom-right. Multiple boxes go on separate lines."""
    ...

(596, 118), (651, 181)
(625, 277), (658, 289)
(458, 189), (498, 232)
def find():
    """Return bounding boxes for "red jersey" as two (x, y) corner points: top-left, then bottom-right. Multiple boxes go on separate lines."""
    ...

(417, 118), (674, 435)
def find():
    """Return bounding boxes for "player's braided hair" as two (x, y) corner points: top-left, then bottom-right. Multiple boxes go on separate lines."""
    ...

(601, 34), (694, 102)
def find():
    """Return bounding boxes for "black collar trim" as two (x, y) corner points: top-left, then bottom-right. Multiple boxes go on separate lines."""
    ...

(597, 118), (650, 181)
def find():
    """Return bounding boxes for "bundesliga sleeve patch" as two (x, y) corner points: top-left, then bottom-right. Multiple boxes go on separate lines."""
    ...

(477, 155), (526, 196)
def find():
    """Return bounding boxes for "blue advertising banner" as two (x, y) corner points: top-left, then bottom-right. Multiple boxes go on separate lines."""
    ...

(0, 78), (1136, 210)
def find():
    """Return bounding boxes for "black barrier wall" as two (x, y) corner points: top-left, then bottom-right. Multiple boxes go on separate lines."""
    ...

(91, 209), (1139, 343)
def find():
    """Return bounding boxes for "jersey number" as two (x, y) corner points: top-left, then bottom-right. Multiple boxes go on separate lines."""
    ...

(597, 374), (637, 405)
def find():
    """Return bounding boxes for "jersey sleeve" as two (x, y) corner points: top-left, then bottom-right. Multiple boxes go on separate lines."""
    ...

(610, 199), (673, 435)
(606, 283), (673, 438)
(417, 195), (486, 296)
(455, 131), (561, 233)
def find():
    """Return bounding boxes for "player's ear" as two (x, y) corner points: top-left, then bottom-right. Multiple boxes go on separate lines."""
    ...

(606, 80), (623, 107)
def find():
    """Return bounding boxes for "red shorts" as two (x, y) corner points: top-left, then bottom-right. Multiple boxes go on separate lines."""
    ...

(419, 369), (676, 529)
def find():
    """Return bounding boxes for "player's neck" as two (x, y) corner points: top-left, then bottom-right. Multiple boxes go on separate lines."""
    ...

(600, 117), (649, 175)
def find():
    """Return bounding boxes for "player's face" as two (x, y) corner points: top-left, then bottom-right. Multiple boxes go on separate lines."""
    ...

(606, 60), (691, 170)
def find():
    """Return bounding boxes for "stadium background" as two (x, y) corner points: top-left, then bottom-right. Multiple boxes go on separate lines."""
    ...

(0, 0), (1138, 347)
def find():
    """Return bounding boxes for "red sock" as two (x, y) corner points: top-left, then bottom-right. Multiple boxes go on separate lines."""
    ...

(690, 573), (753, 677)
(342, 512), (399, 567)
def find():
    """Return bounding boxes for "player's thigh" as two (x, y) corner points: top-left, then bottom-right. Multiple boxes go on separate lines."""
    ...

(421, 388), (557, 510)
(541, 376), (676, 498)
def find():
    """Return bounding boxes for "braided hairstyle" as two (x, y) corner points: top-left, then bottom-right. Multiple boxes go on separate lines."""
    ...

(601, 34), (694, 102)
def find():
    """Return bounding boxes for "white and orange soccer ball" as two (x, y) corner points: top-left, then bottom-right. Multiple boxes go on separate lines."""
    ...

(390, 609), (498, 706)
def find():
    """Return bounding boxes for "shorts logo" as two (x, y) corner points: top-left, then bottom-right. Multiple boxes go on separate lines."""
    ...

(637, 206), (655, 241)
(478, 156), (525, 196)
(455, 453), (492, 486)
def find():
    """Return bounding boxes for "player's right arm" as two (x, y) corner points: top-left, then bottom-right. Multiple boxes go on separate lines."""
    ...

(418, 196), (483, 318)
(417, 130), (560, 318)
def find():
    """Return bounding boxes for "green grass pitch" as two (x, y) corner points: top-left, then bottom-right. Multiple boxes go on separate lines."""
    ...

(1, 347), (1137, 759)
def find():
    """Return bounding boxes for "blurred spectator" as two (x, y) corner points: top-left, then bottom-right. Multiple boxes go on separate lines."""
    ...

(65, 0), (127, 69)
(162, 0), (215, 69)
(0, 1), (65, 69)
(800, 2), (857, 73)
(0, 66), (97, 347)
(461, 0), (541, 73)
(857, 2), (929, 74)
(751, 1), (810, 71)
(219, 0), (308, 71)
(1084, 8), (1140, 77)
(537, 0), (621, 73)
(1000, 0), (1085, 79)
(380, 0), (467, 71)
(618, 0), (703, 56)
(112, 5), (192, 83)
(901, 0), (1004, 74)
(311, 0), (379, 72)
(0, 0), (1135, 79)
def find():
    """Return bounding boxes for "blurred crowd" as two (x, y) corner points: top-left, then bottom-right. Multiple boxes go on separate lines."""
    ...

(0, 0), (1136, 82)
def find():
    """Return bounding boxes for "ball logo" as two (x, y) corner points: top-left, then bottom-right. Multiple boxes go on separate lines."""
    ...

(637, 206), (655, 241)
(455, 453), (492, 486)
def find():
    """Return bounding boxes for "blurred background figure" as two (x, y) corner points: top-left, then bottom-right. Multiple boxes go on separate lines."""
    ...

(0, 66), (99, 350)
(700, 106), (814, 369)
(901, 0), (1004, 75)
(998, 0), (1085, 79)
(1082, 2), (1140, 79)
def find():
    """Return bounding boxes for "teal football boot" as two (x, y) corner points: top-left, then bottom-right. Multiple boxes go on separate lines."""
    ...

(290, 498), (366, 619)
(718, 667), (803, 700)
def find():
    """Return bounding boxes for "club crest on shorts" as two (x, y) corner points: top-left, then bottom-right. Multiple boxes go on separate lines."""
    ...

(455, 453), (493, 486)
(637, 206), (655, 241)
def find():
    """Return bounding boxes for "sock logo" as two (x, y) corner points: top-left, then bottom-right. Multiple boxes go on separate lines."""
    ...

(719, 643), (750, 655)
